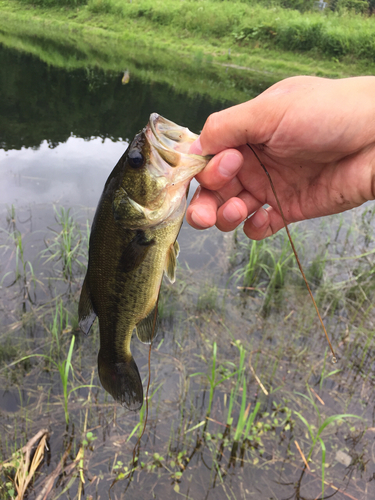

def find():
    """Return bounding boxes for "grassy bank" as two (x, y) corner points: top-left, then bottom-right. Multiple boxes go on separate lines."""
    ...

(1, 0), (375, 104)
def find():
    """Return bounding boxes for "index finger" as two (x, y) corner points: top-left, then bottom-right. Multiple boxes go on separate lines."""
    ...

(194, 86), (289, 155)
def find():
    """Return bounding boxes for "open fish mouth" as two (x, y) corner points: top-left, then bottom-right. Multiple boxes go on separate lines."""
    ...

(145, 113), (209, 186)
(149, 113), (198, 156)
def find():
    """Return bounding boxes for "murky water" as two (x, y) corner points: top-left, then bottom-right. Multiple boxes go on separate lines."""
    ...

(1, 43), (375, 500)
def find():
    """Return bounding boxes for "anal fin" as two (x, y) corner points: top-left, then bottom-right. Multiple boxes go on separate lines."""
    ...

(135, 303), (159, 344)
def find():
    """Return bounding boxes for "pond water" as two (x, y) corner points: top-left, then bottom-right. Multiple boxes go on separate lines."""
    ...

(1, 43), (375, 500)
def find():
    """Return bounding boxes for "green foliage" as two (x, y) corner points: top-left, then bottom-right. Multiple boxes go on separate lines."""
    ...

(87, 0), (248, 37)
(17, 0), (87, 6)
(279, 0), (316, 12)
(295, 387), (363, 497)
(233, 379), (261, 441)
(305, 252), (326, 287)
(41, 207), (87, 280)
(230, 5), (375, 61)
(190, 342), (244, 418)
(233, 229), (300, 314)
(58, 335), (75, 424)
(5, 0), (375, 65)
(196, 283), (218, 312)
(82, 431), (97, 447)
(330, 0), (369, 13)
(88, 0), (119, 15)
(88, 0), (375, 64)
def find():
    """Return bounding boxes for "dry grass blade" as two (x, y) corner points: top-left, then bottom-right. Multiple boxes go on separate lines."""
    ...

(249, 355), (268, 396)
(35, 445), (71, 500)
(3, 429), (50, 500)
(309, 386), (325, 405)
(294, 440), (310, 471)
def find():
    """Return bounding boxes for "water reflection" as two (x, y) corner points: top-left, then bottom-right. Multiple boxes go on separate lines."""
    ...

(0, 44), (233, 151)
(0, 137), (128, 208)
(0, 42), (234, 212)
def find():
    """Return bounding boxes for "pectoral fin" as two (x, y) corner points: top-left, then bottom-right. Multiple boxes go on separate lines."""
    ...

(119, 230), (155, 273)
(78, 277), (97, 335)
(135, 303), (159, 344)
(164, 240), (180, 283)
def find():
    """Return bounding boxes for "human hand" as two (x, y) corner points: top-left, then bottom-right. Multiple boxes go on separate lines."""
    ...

(186, 76), (375, 240)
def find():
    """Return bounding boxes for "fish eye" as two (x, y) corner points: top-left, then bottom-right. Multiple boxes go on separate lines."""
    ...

(128, 149), (145, 169)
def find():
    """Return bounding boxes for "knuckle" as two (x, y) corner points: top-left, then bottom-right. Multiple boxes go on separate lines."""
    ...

(201, 113), (221, 147)
(204, 112), (219, 133)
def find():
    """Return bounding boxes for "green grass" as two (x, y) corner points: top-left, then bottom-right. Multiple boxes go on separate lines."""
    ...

(233, 227), (305, 315)
(41, 207), (87, 281)
(197, 283), (218, 312)
(8, 331), (96, 424)
(1, 0), (375, 110)
(6, 0), (375, 67)
(294, 386), (363, 497)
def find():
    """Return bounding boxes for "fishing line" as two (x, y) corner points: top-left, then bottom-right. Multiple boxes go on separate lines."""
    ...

(109, 297), (158, 498)
(247, 143), (337, 363)
(132, 296), (158, 463)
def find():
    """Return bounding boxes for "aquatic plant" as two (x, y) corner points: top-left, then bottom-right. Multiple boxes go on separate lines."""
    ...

(294, 386), (363, 498)
(0, 208), (37, 307)
(41, 207), (88, 281)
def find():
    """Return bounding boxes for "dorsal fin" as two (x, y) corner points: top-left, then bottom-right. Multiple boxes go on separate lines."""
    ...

(78, 277), (97, 335)
(164, 240), (180, 283)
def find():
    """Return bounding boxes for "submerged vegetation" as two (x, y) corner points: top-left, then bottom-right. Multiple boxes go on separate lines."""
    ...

(0, 199), (375, 498)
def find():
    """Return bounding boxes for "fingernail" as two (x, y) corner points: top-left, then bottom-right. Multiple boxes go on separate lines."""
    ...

(222, 203), (242, 223)
(191, 209), (208, 228)
(252, 208), (268, 228)
(189, 137), (203, 155)
(218, 152), (242, 178)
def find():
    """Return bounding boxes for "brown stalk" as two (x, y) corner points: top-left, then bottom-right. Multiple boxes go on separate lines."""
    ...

(247, 144), (337, 363)
(294, 439), (310, 470)
(35, 445), (71, 500)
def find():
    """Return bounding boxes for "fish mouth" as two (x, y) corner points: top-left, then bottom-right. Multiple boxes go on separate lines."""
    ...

(149, 113), (197, 157)
(146, 113), (209, 185)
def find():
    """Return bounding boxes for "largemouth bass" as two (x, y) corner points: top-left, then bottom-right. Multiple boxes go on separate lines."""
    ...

(78, 113), (209, 410)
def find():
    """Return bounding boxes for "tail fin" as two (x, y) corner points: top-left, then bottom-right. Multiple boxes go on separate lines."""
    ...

(98, 350), (143, 410)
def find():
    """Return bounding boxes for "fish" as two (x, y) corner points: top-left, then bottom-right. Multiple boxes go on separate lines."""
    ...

(78, 113), (209, 410)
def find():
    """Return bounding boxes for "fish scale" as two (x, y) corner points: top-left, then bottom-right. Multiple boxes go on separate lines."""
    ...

(78, 113), (209, 410)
